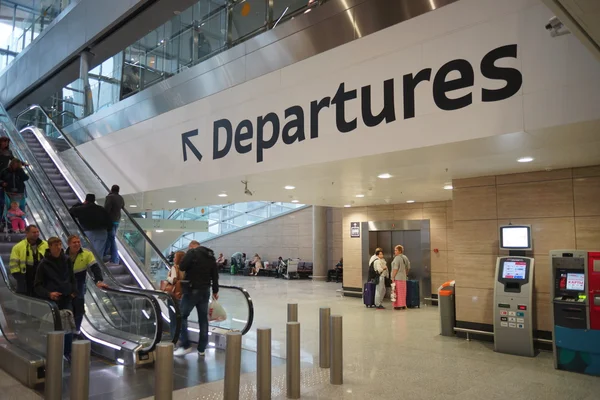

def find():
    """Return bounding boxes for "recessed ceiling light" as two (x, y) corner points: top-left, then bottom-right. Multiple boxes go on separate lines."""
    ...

(155, 229), (164, 233)
(377, 173), (392, 179)
(517, 157), (534, 163)
(179, 209), (185, 212)
(443, 185), (453, 190)
(406, 200), (415, 203)
(291, 200), (299, 203)
(218, 193), (228, 197)
(355, 194), (365, 198)
(129, 205), (138, 208)
(284, 185), (295, 190)
(344, 205), (352, 208)
(168, 200), (177, 203)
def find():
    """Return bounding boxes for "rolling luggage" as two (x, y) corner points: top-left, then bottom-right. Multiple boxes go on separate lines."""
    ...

(363, 282), (376, 308)
(406, 280), (420, 308)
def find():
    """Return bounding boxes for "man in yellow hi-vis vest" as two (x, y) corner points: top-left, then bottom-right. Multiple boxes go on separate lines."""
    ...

(9, 225), (48, 295)
(66, 235), (109, 333)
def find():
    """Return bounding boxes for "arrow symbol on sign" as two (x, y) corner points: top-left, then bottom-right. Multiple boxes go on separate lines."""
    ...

(182, 129), (202, 162)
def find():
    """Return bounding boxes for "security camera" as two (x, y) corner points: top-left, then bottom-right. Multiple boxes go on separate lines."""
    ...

(545, 16), (570, 37)
(241, 180), (253, 196)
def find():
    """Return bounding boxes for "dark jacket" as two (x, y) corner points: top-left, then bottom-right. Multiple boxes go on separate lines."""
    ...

(0, 149), (14, 171)
(104, 192), (124, 223)
(179, 246), (219, 294)
(70, 202), (112, 231)
(0, 166), (29, 194)
(34, 250), (77, 300)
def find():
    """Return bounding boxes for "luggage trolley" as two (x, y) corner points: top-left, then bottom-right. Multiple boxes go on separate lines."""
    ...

(283, 258), (300, 280)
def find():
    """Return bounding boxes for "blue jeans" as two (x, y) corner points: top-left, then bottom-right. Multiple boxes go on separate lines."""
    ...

(85, 229), (108, 258)
(104, 222), (120, 263)
(179, 288), (210, 352)
(169, 299), (181, 341)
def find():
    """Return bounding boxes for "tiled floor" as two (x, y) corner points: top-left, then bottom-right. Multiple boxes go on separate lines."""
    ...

(3, 275), (600, 399)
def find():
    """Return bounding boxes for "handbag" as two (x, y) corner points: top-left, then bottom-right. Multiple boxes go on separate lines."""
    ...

(161, 265), (184, 300)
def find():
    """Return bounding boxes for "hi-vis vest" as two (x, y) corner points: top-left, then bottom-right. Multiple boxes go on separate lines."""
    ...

(71, 248), (97, 274)
(9, 239), (49, 274)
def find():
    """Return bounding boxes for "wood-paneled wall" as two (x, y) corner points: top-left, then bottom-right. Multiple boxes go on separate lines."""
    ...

(342, 201), (453, 290)
(452, 165), (600, 332)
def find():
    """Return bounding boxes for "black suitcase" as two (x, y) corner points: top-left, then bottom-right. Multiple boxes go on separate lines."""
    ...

(406, 280), (420, 308)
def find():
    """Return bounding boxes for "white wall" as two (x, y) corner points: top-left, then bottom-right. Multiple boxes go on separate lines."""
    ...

(78, 0), (600, 196)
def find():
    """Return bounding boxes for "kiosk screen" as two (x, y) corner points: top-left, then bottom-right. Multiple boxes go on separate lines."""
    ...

(502, 261), (527, 280)
(566, 273), (585, 291)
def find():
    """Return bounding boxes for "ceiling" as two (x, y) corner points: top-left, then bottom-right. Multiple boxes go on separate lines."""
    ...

(122, 118), (600, 212)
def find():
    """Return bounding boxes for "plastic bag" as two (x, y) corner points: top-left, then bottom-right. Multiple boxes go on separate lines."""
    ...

(390, 281), (397, 303)
(209, 300), (227, 322)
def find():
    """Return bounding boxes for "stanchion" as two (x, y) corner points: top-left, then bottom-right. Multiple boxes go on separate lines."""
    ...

(224, 332), (242, 400)
(286, 322), (301, 399)
(257, 328), (272, 400)
(287, 303), (298, 322)
(319, 308), (331, 368)
(70, 340), (91, 400)
(330, 315), (343, 385)
(155, 343), (174, 400)
(45, 331), (64, 400)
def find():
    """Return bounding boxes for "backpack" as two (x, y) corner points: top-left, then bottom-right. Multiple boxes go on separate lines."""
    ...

(367, 260), (378, 282)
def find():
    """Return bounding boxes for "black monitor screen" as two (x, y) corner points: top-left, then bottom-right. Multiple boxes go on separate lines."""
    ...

(502, 260), (527, 280)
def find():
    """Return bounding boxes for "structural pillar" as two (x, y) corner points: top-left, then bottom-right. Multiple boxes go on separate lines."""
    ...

(79, 50), (94, 117)
(312, 206), (328, 280)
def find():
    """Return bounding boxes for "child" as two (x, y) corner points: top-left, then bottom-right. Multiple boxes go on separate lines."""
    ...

(7, 201), (25, 233)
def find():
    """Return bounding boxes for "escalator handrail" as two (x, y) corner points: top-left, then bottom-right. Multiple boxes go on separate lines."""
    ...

(218, 284), (254, 335)
(16, 105), (174, 273)
(0, 256), (63, 333)
(5, 127), (167, 351)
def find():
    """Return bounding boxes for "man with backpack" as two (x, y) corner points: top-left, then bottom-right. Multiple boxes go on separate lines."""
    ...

(174, 240), (219, 357)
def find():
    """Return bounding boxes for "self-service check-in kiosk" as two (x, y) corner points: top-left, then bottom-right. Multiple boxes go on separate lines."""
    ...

(493, 225), (535, 357)
(551, 250), (600, 376)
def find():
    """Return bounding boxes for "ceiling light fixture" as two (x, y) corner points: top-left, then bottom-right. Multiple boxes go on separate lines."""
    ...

(129, 205), (138, 208)
(155, 229), (164, 233)
(344, 205), (352, 208)
(443, 185), (453, 190)
(377, 173), (392, 179)
(517, 157), (534, 163)
(168, 200), (177, 203)
(284, 185), (295, 190)
(406, 200), (415, 203)
(218, 193), (228, 197)
(291, 200), (299, 203)
(355, 194), (365, 198)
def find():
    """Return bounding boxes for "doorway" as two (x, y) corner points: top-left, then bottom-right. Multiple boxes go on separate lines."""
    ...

(361, 220), (431, 301)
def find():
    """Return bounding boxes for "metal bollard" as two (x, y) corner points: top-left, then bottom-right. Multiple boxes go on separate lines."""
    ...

(224, 332), (242, 400)
(155, 343), (174, 400)
(319, 308), (331, 368)
(70, 340), (91, 400)
(45, 331), (64, 400)
(257, 328), (272, 400)
(287, 303), (298, 322)
(286, 322), (301, 399)
(330, 315), (343, 385)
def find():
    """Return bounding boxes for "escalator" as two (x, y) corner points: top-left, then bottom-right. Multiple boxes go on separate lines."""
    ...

(13, 105), (254, 349)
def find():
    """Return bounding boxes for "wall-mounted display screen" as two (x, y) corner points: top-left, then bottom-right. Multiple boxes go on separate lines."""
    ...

(500, 225), (532, 250)
(566, 273), (585, 291)
(502, 261), (527, 280)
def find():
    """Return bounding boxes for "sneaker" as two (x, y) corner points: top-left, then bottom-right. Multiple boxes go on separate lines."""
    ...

(376, 305), (385, 310)
(174, 347), (193, 356)
(198, 350), (206, 357)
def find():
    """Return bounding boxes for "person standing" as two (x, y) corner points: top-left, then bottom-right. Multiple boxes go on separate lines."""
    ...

(174, 240), (219, 357)
(9, 225), (48, 295)
(374, 250), (388, 310)
(34, 237), (77, 361)
(103, 185), (124, 264)
(0, 137), (14, 215)
(0, 158), (29, 212)
(391, 245), (411, 310)
(66, 235), (109, 333)
(69, 194), (112, 256)
(166, 251), (185, 338)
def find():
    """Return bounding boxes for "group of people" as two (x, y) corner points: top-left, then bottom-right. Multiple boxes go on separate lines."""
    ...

(9, 225), (109, 361)
(369, 245), (411, 310)
(68, 186), (124, 264)
(165, 240), (220, 357)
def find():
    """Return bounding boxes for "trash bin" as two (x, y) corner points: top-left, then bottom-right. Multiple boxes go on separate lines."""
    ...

(439, 280), (456, 336)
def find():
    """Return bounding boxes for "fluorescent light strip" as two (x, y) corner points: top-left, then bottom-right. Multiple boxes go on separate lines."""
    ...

(162, 312), (171, 323)
(80, 327), (122, 350)
(187, 327), (200, 333)
(232, 318), (247, 324)
(142, 310), (150, 319)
